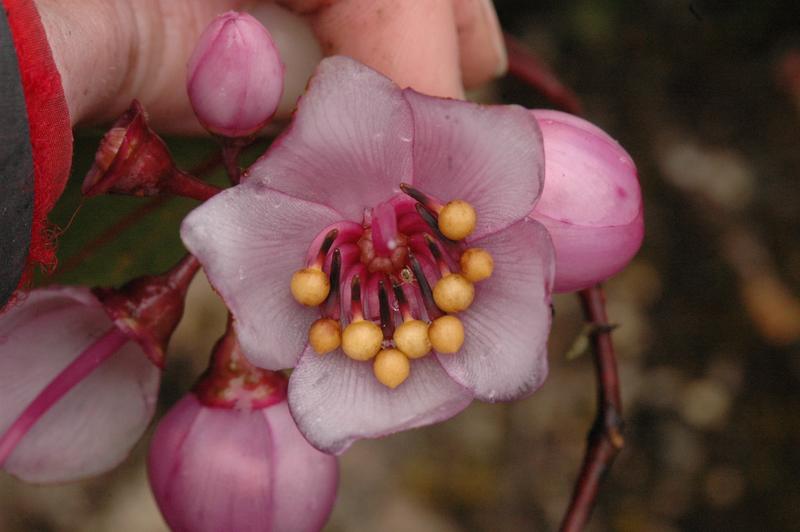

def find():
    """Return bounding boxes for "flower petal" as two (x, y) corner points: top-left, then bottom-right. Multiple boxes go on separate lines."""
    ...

(436, 219), (554, 401)
(265, 402), (339, 531)
(288, 347), (472, 454)
(0, 287), (159, 482)
(247, 56), (413, 219)
(404, 89), (544, 238)
(181, 184), (343, 369)
(148, 395), (275, 532)
(534, 209), (644, 293)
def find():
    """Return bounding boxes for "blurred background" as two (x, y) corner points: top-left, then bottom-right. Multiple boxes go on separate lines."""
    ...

(2, 1), (799, 530)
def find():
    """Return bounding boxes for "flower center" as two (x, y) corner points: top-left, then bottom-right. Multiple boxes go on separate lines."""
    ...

(290, 184), (494, 389)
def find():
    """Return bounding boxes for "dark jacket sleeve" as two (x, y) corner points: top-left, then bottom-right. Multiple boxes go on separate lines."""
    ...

(0, 5), (34, 307)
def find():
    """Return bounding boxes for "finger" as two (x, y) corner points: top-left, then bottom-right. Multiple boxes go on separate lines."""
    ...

(247, 3), (322, 118)
(452, 0), (507, 88)
(288, 0), (465, 99)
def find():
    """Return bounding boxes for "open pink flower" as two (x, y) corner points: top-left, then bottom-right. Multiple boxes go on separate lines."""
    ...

(181, 57), (555, 454)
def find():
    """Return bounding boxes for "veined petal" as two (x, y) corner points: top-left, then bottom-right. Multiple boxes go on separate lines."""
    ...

(247, 56), (413, 219)
(288, 347), (472, 454)
(265, 402), (339, 532)
(404, 89), (544, 239)
(0, 287), (159, 482)
(181, 184), (343, 369)
(437, 219), (554, 402)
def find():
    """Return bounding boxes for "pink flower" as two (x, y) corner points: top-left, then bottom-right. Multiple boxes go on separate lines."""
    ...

(530, 110), (644, 292)
(182, 57), (555, 454)
(0, 258), (197, 482)
(148, 331), (338, 532)
(187, 11), (284, 137)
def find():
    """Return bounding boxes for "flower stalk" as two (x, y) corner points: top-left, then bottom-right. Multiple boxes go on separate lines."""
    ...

(559, 286), (625, 532)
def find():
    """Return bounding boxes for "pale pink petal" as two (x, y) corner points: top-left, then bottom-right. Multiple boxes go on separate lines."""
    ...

(0, 287), (159, 482)
(437, 219), (554, 402)
(148, 395), (274, 532)
(288, 347), (472, 454)
(404, 89), (544, 239)
(530, 109), (644, 292)
(247, 56), (413, 218)
(181, 184), (342, 369)
(265, 402), (338, 531)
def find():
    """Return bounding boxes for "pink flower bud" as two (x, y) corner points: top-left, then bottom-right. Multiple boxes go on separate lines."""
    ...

(148, 328), (338, 532)
(529, 110), (644, 292)
(187, 11), (284, 137)
(148, 392), (338, 532)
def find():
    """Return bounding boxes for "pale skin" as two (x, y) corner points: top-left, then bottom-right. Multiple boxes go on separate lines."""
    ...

(35, 0), (507, 134)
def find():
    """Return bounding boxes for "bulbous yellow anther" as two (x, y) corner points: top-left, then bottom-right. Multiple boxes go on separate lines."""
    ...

(290, 267), (330, 306)
(433, 273), (475, 313)
(428, 315), (465, 354)
(309, 318), (341, 355)
(438, 200), (476, 240)
(373, 348), (410, 389)
(393, 319), (431, 359)
(460, 248), (494, 283)
(341, 320), (383, 361)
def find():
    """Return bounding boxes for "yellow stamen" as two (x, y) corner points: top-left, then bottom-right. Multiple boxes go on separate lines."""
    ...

(341, 320), (383, 361)
(373, 348), (410, 388)
(393, 319), (431, 359)
(290, 267), (330, 306)
(433, 273), (475, 313)
(460, 248), (494, 282)
(308, 318), (341, 355)
(428, 315), (465, 354)
(438, 200), (476, 240)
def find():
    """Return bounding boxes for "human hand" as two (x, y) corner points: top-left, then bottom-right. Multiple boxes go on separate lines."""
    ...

(36, 0), (507, 134)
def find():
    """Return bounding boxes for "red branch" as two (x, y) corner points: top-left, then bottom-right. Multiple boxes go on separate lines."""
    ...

(504, 33), (583, 115)
(559, 286), (625, 532)
(503, 35), (625, 529)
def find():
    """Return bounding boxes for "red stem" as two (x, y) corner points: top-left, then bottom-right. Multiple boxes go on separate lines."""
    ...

(0, 327), (129, 465)
(168, 169), (220, 201)
(504, 33), (583, 115)
(221, 140), (245, 185)
(559, 286), (625, 532)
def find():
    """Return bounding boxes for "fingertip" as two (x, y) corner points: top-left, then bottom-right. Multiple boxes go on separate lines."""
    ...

(305, 0), (464, 99)
(454, 0), (507, 88)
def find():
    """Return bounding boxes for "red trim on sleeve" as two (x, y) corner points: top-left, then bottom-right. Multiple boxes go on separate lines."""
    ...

(4, 0), (72, 287)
